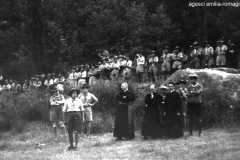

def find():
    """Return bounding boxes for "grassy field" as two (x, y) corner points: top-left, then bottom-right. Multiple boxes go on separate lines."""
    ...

(0, 122), (240, 160)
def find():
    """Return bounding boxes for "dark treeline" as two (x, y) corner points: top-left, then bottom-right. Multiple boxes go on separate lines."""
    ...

(0, 0), (240, 82)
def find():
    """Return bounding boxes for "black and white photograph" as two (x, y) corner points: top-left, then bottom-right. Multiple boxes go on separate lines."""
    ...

(0, 0), (240, 159)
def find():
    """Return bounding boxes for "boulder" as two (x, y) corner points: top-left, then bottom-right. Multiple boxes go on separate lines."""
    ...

(165, 68), (240, 110)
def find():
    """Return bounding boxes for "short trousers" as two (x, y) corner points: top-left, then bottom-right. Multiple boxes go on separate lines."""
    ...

(66, 112), (82, 132)
(148, 66), (158, 75)
(202, 58), (214, 68)
(187, 103), (202, 117)
(50, 106), (62, 122)
(216, 55), (226, 66)
(161, 61), (171, 72)
(172, 61), (182, 69)
(84, 111), (93, 121)
(136, 65), (144, 73)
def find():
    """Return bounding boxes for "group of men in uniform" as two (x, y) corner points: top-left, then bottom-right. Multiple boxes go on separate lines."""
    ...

(141, 73), (203, 140)
(0, 73), (66, 94)
(68, 54), (133, 89)
(0, 78), (21, 94)
(49, 83), (98, 151)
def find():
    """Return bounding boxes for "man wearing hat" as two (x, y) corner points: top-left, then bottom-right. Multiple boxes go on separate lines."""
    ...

(148, 50), (159, 83)
(227, 40), (237, 69)
(63, 88), (84, 151)
(78, 84), (98, 138)
(176, 78), (188, 129)
(44, 73), (54, 89)
(23, 80), (31, 92)
(172, 46), (183, 73)
(186, 73), (203, 137)
(202, 41), (214, 68)
(56, 73), (65, 93)
(30, 77), (35, 90)
(34, 75), (42, 90)
(110, 56), (120, 81)
(9, 79), (15, 91)
(135, 53), (145, 84)
(13, 80), (21, 94)
(68, 69), (78, 88)
(49, 85), (65, 139)
(190, 42), (202, 69)
(160, 46), (172, 81)
(122, 56), (133, 82)
(215, 39), (227, 67)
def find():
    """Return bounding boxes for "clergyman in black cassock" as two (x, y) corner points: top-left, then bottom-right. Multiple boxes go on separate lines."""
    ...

(114, 82), (135, 140)
(163, 82), (184, 138)
(141, 84), (163, 139)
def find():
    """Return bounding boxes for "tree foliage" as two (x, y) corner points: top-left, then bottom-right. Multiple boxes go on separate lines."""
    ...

(0, 0), (240, 80)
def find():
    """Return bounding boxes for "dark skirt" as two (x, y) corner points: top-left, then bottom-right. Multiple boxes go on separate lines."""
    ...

(164, 114), (184, 138)
(141, 106), (163, 138)
(113, 104), (135, 139)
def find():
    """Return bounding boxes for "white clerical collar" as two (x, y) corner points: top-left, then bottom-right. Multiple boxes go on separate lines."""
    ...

(170, 90), (175, 93)
(191, 83), (199, 87)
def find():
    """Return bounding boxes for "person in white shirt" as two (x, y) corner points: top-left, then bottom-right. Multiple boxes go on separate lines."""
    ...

(148, 51), (159, 83)
(111, 56), (120, 81)
(44, 73), (54, 89)
(78, 67), (86, 88)
(172, 46), (183, 72)
(122, 56), (132, 82)
(68, 69), (78, 88)
(49, 85), (65, 139)
(202, 41), (214, 68)
(57, 73), (65, 93)
(215, 39), (227, 67)
(135, 53), (145, 83)
(190, 42), (202, 69)
(78, 84), (98, 138)
(63, 88), (84, 151)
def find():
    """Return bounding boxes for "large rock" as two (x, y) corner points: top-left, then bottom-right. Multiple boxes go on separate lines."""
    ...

(165, 68), (240, 110)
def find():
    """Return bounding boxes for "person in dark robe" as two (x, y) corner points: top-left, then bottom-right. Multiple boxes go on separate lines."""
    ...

(114, 82), (135, 140)
(141, 84), (163, 140)
(163, 82), (184, 139)
(159, 85), (169, 138)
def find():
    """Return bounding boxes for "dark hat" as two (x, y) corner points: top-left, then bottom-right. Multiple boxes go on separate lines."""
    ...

(68, 88), (80, 96)
(189, 73), (198, 78)
(193, 41), (199, 46)
(81, 83), (90, 89)
(175, 79), (187, 85)
(204, 40), (210, 44)
(217, 39), (224, 43)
